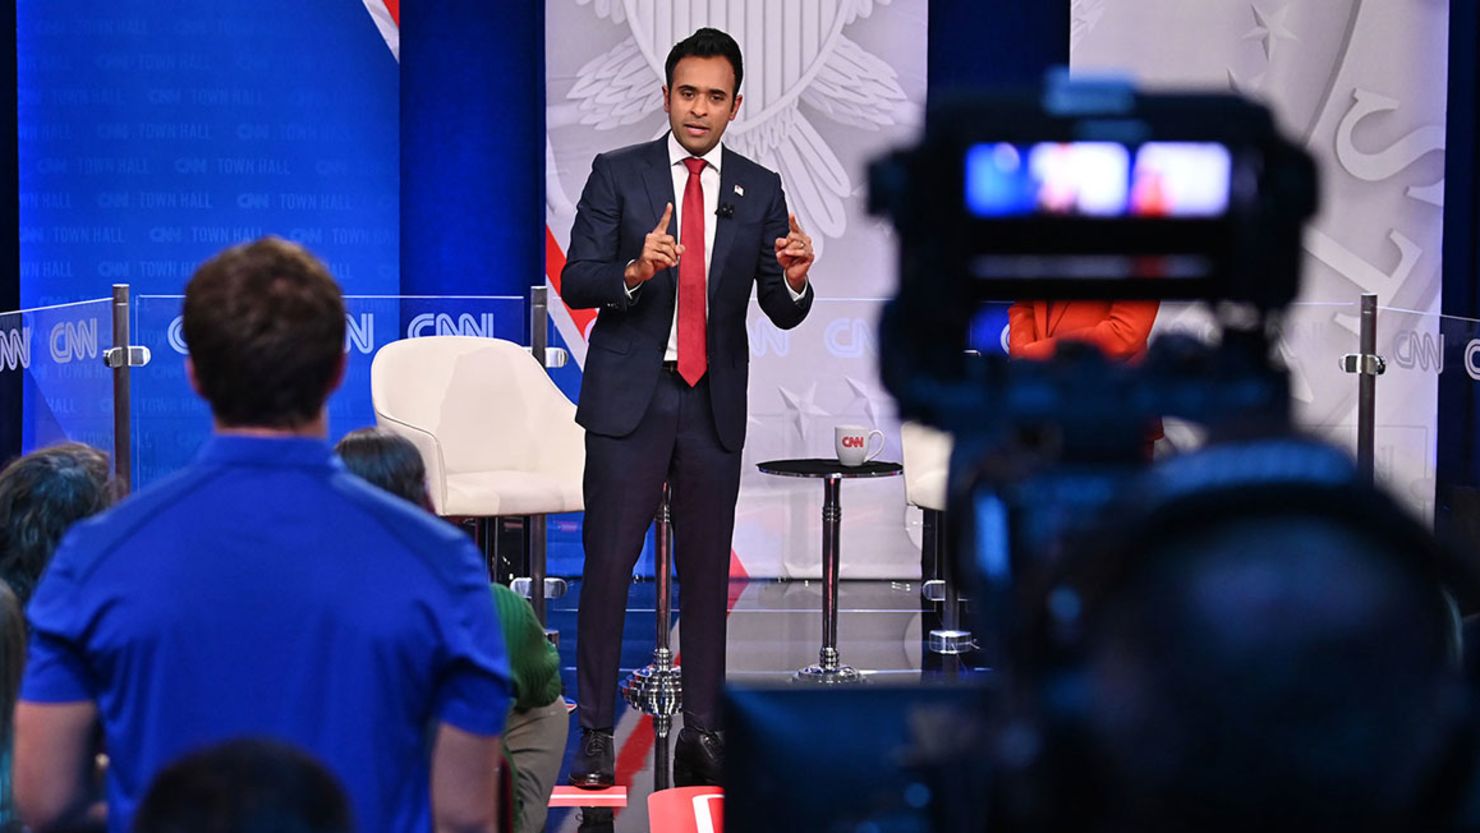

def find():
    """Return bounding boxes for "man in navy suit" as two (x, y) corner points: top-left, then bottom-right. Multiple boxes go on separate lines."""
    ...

(561, 27), (816, 789)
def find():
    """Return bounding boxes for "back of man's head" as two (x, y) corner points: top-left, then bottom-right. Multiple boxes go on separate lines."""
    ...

(183, 237), (345, 429)
(132, 739), (353, 833)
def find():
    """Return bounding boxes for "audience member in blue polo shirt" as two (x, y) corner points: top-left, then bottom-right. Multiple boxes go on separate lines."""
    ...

(12, 237), (512, 833)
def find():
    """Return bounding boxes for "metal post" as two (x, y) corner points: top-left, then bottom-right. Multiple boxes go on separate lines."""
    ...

(941, 545), (960, 632)
(527, 515), (547, 624)
(1341, 294), (1385, 486)
(110, 285), (133, 495)
(530, 285), (548, 368)
(526, 286), (550, 624)
(795, 475), (861, 683)
(1357, 293), (1377, 484)
(928, 507), (974, 658)
(820, 476), (841, 669)
(654, 486), (673, 656)
(651, 483), (674, 792)
(622, 483), (682, 787)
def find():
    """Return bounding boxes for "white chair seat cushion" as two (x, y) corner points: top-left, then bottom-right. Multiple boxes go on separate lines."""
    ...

(443, 470), (584, 517)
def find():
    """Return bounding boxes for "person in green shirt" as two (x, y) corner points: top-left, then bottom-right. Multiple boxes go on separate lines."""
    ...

(336, 428), (568, 833)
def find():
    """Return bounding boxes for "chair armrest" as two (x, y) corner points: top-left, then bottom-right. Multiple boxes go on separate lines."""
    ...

(544, 414), (586, 491)
(376, 414), (450, 515)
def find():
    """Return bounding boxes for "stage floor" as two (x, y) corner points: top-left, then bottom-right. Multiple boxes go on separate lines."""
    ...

(543, 578), (985, 832)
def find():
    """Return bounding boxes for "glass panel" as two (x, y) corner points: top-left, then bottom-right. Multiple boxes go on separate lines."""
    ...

(1365, 303), (1462, 519)
(0, 298), (116, 460)
(1282, 299), (1365, 437)
(130, 294), (526, 488)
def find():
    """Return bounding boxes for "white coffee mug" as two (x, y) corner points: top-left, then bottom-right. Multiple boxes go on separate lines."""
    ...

(835, 425), (885, 467)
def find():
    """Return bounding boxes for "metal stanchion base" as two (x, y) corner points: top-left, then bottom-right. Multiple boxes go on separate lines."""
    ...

(928, 629), (975, 655)
(793, 663), (864, 684)
(794, 649), (863, 684)
(621, 654), (683, 722)
(620, 666), (683, 714)
(511, 576), (568, 601)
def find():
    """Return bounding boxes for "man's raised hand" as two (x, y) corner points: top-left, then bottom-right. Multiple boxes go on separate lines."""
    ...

(625, 202), (686, 289)
(774, 213), (815, 291)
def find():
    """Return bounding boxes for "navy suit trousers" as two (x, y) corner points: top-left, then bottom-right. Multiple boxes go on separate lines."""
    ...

(576, 367), (741, 731)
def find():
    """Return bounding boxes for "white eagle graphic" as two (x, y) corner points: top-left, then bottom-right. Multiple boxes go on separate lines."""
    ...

(554, 0), (915, 255)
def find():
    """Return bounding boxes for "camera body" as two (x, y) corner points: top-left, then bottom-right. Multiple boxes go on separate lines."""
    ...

(870, 78), (1319, 628)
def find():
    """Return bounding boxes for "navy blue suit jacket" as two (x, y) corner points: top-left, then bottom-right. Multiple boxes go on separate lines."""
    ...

(562, 136), (813, 452)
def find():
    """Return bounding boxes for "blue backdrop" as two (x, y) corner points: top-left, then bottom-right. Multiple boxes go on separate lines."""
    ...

(17, 0), (401, 306)
(16, 0), (404, 479)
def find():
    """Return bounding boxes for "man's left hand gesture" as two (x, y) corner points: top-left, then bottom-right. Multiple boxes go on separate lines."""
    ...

(774, 214), (815, 293)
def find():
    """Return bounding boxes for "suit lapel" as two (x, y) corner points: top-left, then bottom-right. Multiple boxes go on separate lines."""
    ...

(709, 147), (739, 303)
(642, 137), (676, 228)
(641, 136), (677, 290)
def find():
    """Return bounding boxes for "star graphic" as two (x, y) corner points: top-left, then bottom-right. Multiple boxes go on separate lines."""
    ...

(776, 383), (829, 443)
(842, 377), (888, 428)
(1244, 3), (1298, 61)
(1226, 67), (1267, 96)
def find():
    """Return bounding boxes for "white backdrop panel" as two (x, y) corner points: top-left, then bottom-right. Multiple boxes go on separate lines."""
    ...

(1074, 0), (1449, 515)
(546, 1), (929, 577)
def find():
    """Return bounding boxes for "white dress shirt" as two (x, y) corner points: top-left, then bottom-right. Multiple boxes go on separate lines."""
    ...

(631, 133), (806, 362)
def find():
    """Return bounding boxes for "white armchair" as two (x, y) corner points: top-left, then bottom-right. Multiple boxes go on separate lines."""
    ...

(900, 421), (971, 656)
(370, 336), (584, 616)
(901, 421), (950, 515)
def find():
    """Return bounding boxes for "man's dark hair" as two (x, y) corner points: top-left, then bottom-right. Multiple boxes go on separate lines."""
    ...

(133, 739), (354, 833)
(0, 442), (113, 606)
(183, 237), (346, 429)
(665, 27), (743, 95)
(334, 428), (430, 510)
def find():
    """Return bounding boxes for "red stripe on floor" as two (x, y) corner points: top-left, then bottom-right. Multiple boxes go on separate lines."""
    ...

(614, 713), (657, 789)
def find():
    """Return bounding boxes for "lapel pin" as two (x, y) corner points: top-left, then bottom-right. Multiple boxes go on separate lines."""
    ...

(733, 184), (744, 197)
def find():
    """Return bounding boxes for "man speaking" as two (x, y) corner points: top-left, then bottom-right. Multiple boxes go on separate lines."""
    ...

(561, 27), (816, 789)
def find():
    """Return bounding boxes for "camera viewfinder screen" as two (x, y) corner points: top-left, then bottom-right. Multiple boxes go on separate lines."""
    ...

(965, 141), (1232, 219)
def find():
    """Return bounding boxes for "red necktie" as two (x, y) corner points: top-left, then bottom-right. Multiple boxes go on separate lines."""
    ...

(677, 157), (708, 386)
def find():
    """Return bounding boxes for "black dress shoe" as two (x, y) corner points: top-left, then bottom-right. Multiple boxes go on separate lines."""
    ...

(578, 807), (614, 833)
(569, 728), (615, 789)
(673, 726), (724, 787)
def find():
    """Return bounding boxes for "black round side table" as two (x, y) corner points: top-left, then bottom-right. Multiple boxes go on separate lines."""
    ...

(757, 458), (904, 684)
